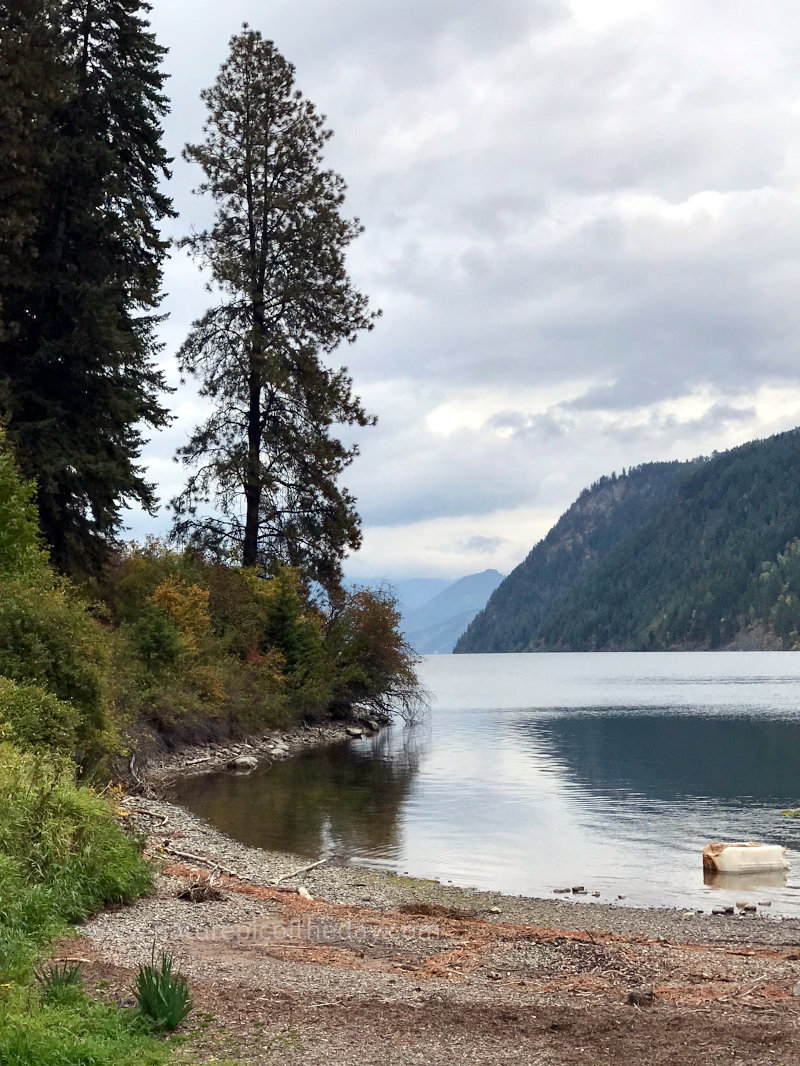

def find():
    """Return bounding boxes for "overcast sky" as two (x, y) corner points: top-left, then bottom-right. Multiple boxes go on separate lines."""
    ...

(133, 0), (800, 581)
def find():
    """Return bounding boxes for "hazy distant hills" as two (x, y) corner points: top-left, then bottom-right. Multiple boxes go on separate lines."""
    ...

(349, 570), (504, 653)
(401, 569), (504, 653)
(456, 428), (800, 653)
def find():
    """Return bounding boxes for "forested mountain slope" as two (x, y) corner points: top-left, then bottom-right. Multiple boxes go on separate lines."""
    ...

(456, 429), (800, 652)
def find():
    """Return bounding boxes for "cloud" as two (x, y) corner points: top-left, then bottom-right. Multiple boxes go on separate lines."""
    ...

(459, 535), (509, 555)
(135, 0), (800, 580)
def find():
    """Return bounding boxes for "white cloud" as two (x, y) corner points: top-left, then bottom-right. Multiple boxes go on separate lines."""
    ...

(137, 0), (800, 581)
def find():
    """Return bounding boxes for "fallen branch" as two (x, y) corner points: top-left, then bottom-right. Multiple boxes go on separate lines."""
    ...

(184, 755), (213, 767)
(125, 807), (169, 827)
(272, 858), (328, 884)
(162, 845), (239, 879)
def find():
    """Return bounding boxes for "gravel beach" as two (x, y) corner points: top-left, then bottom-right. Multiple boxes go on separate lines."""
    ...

(64, 732), (800, 1064)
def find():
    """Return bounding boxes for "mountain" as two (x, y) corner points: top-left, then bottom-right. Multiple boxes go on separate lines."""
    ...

(347, 570), (504, 654)
(403, 569), (504, 653)
(456, 428), (800, 653)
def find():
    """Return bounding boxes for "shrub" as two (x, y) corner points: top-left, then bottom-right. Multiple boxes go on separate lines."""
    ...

(0, 434), (46, 579)
(0, 677), (79, 754)
(135, 947), (192, 1031)
(0, 743), (151, 976)
(124, 605), (182, 669)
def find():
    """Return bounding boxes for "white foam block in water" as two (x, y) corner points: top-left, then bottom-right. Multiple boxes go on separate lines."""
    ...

(702, 841), (789, 874)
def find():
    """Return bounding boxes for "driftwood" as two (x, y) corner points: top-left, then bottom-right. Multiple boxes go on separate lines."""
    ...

(162, 845), (239, 879)
(184, 755), (212, 766)
(124, 807), (169, 827)
(272, 858), (328, 884)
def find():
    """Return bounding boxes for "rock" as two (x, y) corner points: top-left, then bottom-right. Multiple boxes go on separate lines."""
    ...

(682, 911), (695, 919)
(617, 895), (626, 900)
(735, 900), (749, 909)
(297, 886), (313, 901)
(741, 903), (757, 913)
(346, 727), (364, 739)
(488, 906), (502, 914)
(711, 905), (734, 915)
(553, 888), (571, 894)
(793, 980), (800, 997)
(571, 886), (584, 894)
(626, 987), (654, 1008)
(227, 755), (258, 772)
(758, 900), (772, 907)
(592, 892), (601, 898)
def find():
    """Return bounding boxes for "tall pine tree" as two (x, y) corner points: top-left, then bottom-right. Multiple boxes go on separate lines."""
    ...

(172, 28), (378, 590)
(0, 0), (173, 576)
(0, 0), (61, 344)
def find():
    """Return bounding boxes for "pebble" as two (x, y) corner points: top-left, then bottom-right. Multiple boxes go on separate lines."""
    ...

(553, 888), (571, 894)
(712, 906), (735, 916)
(571, 886), (585, 894)
(682, 911), (695, 919)
(759, 901), (772, 907)
(794, 980), (800, 998)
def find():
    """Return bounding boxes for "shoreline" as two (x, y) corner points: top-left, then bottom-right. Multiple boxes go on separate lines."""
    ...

(128, 717), (800, 941)
(66, 746), (800, 1063)
(119, 790), (800, 949)
(130, 713), (386, 791)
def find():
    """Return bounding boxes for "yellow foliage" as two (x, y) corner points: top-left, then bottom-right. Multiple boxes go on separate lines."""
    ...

(151, 575), (211, 655)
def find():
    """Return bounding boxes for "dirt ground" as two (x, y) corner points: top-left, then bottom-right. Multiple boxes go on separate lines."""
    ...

(65, 858), (800, 1066)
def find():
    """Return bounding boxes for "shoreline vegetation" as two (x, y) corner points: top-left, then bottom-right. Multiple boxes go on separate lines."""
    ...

(0, 431), (424, 1065)
(0, 8), (424, 1060)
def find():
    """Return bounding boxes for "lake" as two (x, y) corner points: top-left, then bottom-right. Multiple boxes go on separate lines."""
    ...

(170, 652), (800, 914)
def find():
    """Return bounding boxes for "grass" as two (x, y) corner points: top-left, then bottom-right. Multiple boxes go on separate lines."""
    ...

(0, 742), (175, 1066)
(135, 948), (193, 1031)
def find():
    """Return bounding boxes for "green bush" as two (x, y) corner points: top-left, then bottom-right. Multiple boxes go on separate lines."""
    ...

(124, 605), (183, 669)
(0, 435), (46, 579)
(0, 678), (79, 754)
(0, 744), (168, 1066)
(0, 744), (151, 980)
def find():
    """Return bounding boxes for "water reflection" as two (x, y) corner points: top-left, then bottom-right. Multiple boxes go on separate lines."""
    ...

(703, 869), (788, 892)
(170, 653), (800, 914)
(170, 727), (427, 860)
(512, 713), (800, 800)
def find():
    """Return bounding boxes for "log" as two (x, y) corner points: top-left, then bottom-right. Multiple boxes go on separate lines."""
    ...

(162, 845), (238, 879)
(272, 858), (328, 884)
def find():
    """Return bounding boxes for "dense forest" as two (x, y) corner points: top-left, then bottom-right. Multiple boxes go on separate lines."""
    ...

(456, 429), (800, 653)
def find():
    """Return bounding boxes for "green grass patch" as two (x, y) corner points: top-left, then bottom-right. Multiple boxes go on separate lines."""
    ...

(0, 743), (176, 1065)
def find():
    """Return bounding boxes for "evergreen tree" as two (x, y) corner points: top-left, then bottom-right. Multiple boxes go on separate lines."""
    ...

(0, 0), (61, 343)
(172, 27), (378, 590)
(0, 0), (173, 576)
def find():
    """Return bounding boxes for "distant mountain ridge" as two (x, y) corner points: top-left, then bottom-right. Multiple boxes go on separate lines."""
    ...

(456, 428), (800, 652)
(402, 569), (504, 653)
(348, 570), (504, 653)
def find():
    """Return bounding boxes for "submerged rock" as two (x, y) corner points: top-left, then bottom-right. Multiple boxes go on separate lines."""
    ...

(228, 755), (258, 772)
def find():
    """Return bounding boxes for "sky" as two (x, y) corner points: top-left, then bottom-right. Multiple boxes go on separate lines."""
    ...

(133, 0), (800, 581)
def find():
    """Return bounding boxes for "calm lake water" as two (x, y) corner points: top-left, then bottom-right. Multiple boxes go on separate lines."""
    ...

(171, 652), (800, 914)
